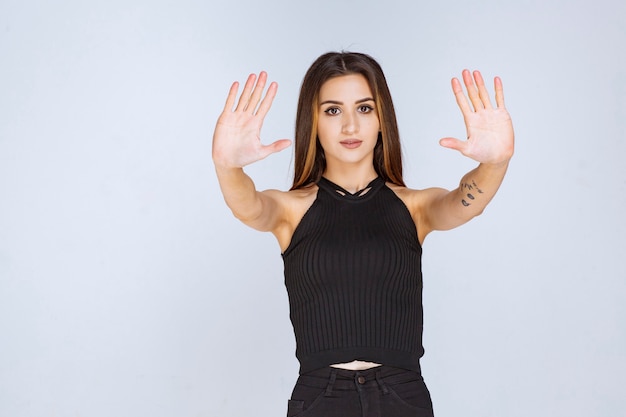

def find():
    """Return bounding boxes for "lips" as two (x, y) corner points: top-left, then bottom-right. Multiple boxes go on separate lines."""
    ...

(339, 140), (362, 149)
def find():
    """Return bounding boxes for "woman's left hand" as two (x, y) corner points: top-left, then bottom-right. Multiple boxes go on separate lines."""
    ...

(439, 70), (514, 165)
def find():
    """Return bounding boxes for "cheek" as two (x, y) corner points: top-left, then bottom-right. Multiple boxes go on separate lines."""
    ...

(366, 119), (381, 136)
(315, 123), (327, 140)
(316, 118), (337, 139)
(316, 124), (331, 147)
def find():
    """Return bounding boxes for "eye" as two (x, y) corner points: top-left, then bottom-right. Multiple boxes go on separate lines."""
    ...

(324, 107), (341, 116)
(358, 104), (374, 113)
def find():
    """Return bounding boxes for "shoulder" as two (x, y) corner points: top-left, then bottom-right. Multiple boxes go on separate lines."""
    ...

(386, 183), (449, 243)
(262, 184), (319, 251)
(385, 183), (445, 211)
(261, 184), (319, 211)
(286, 184), (319, 222)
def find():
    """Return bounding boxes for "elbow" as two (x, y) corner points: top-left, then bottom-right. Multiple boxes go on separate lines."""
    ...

(466, 201), (487, 221)
(452, 206), (484, 227)
(230, 204), (262, 224)
(226, 196), (273, 231)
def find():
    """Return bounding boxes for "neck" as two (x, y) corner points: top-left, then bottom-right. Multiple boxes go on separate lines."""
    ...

(323, 165), (378, 194)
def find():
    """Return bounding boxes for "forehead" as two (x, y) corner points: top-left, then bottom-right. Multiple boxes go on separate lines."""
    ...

(318, 74), (373, 101)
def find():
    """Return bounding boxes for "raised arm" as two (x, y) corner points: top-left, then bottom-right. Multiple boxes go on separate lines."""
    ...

(418, 69), (514, 241)
(212, 72), (292, 231)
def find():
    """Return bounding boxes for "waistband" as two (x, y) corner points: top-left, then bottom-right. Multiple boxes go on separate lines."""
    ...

(296, 365), (423, 393)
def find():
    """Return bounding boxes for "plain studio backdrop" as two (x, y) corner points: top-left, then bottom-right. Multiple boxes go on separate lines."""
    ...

(1, 0), (625, 416)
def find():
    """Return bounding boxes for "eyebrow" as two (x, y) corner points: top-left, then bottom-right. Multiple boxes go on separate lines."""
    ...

(319, 97), (375, 106)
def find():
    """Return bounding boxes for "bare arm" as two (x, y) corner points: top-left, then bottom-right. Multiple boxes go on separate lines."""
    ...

(212, 72), (291, 231)
(419, 70), (514, 241)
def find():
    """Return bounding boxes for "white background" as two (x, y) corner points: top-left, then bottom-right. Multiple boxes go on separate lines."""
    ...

(1, 0), (625, 416)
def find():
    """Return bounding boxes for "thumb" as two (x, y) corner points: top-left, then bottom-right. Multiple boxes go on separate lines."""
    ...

(260, 139), (292, 158)
(269, 139), (292, 153)
(439, 137), (467, 153)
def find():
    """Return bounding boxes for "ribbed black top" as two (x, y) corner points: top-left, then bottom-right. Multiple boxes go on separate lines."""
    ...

(282, 177), (424, 374)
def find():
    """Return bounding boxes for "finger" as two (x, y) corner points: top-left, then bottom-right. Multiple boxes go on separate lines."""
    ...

(234, 73), (257, 112)
(451, 77), (472, 115)
(223, 81), (239, 112)
(268, 139), (292, 153)
(439, 136), (467, 153)
(246, 71), (269, 113)
(494, 76), (506, 108)
(462, 69), (483, 111)
(255, 81), (278, 119)
(473, 70), (493, 110)
(259, 139), (292, 159)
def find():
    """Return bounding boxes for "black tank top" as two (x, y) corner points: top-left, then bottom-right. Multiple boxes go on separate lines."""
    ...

(282, 176), (424, 374)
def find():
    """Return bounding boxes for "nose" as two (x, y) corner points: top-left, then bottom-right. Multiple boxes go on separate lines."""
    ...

(341, 111), (359, 135)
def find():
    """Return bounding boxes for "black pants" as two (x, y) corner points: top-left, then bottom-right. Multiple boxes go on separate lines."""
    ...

(287, 366), (434, 417)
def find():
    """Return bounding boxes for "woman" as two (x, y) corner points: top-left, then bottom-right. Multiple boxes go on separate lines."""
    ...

(212, 52), (514, 417)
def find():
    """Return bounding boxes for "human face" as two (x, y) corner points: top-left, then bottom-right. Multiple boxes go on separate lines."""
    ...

(317, 74), (380, 169)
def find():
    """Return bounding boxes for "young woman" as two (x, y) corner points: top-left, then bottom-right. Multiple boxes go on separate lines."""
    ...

(212, 52), (514, 417)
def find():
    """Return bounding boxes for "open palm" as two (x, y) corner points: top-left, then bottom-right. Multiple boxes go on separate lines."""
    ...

(440, 70), (514, 165)
(212, 72), (291, 169)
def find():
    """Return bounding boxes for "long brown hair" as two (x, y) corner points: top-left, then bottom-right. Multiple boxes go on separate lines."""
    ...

(291, 52), (405, 190)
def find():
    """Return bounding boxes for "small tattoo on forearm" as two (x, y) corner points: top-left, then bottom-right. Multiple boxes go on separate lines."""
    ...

(472, 180), (483, 194)
(461, 181), (483, 207)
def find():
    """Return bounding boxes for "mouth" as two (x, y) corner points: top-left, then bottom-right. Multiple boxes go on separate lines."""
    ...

(339, 140), (363, 149)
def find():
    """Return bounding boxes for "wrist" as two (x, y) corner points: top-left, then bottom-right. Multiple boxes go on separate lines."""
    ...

(214, 163), (246, 179)
(480, 158), (510, 171)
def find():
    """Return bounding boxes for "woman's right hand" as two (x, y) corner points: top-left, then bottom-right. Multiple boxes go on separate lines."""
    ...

(212, 72), (292, 169)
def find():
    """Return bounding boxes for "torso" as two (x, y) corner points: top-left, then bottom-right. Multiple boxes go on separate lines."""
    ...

(330, 360), (382, 370)
(281, 176), (426, 373)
